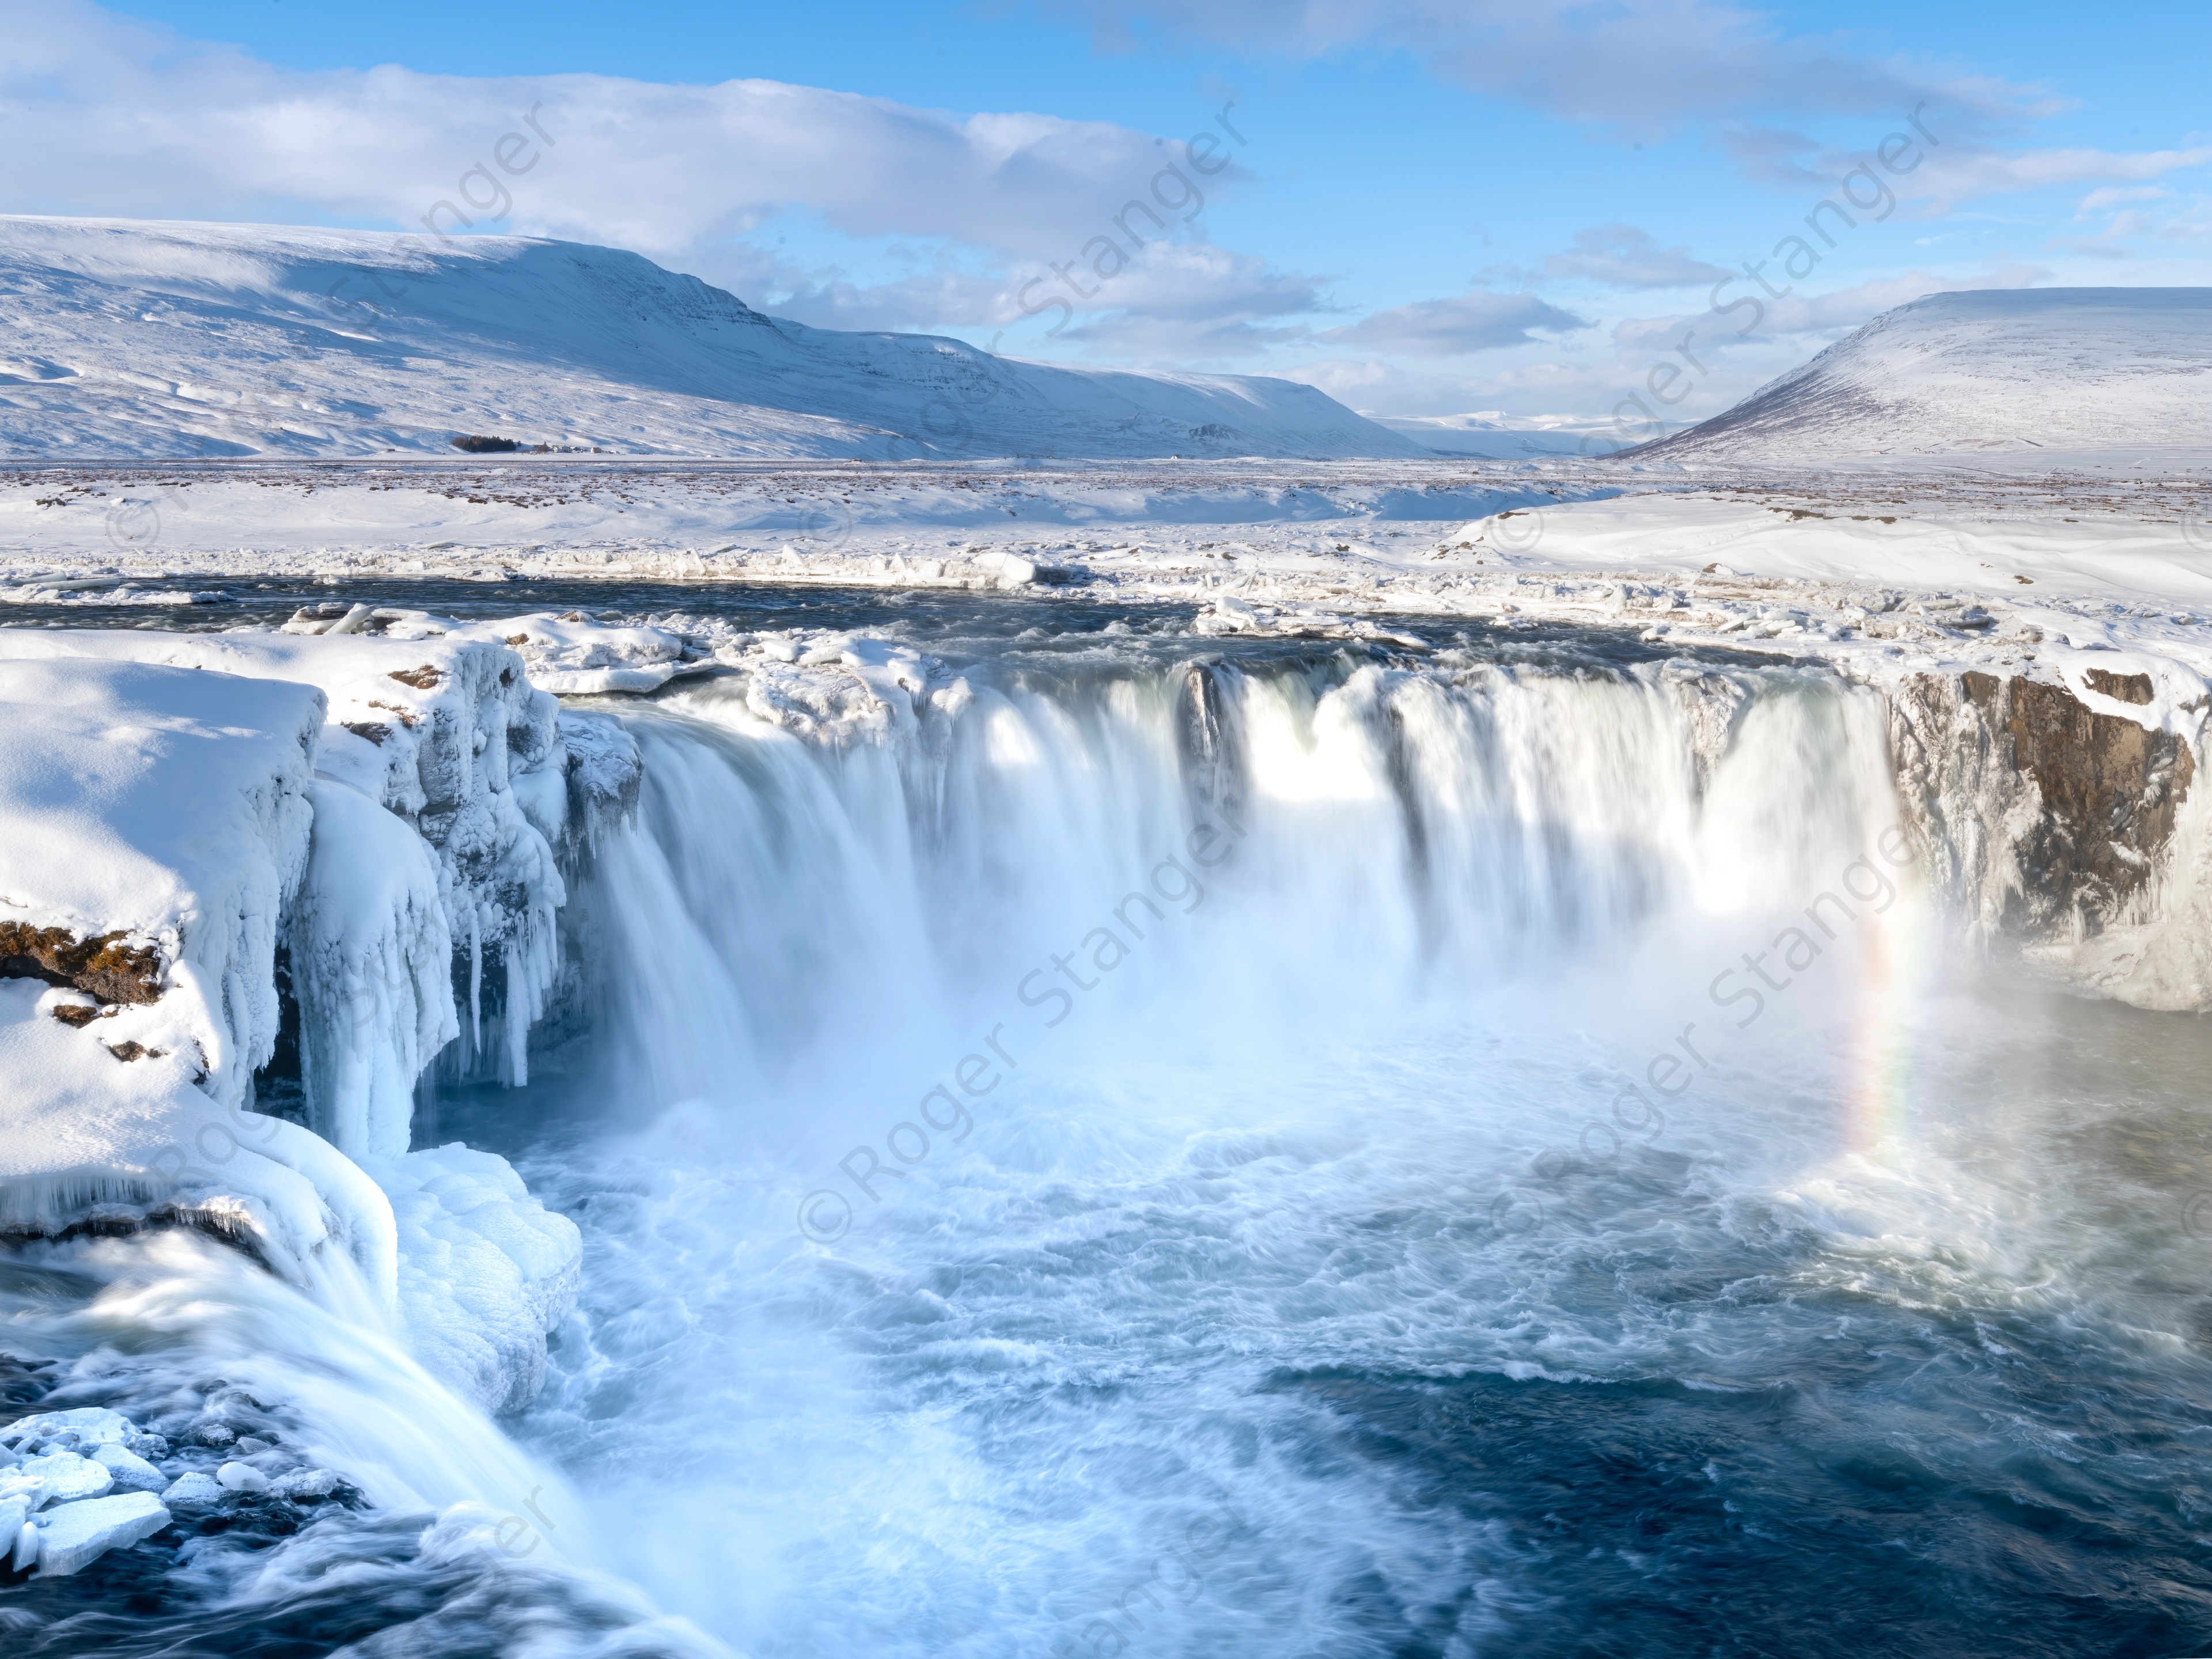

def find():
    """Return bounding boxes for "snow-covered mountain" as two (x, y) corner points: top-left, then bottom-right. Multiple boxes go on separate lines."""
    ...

(0, 217), (1423, 461)
(1631, 288), (2212, 462)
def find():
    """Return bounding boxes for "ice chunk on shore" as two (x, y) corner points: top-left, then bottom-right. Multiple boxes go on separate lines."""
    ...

(20, 1450), (111, 1504)
(32, 1491), (171, 1576)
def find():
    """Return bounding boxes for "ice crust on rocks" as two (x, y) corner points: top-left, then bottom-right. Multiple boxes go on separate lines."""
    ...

(445, 612), (699, 695)
(0, 629), (573, 1096)
(0, 626), (625, 1401)
(362, 1143), (584, 1414)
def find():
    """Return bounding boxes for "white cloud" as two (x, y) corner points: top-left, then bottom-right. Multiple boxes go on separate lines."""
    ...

(1610, 264), (2051, 357)
(1539, 225), (1732, 288)
(1051, 1), (2212, 219)
(1317, 290), (1588, 355)
(2078, 185), (2169, 214)
(1906, 145), (2212, 214)
(0, 1), (1318, 365)
(1044, 0), (2032, 136)
(1, 2), (1240, 259)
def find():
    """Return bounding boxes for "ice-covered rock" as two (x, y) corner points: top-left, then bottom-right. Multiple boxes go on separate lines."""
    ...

(0, 652), (403, 1297)
(2, 1407), (133, 1448)
(32, 1490), (171, 1576)
(0, 629), (571, 1096)
(0, 631), (616, 1411)
(556, 711), (643, 859)
(0, 976), (400, 1305)
(289, 778), (457, 1157)
(214, 1460), (270, 1493)
(446, 613), (696, 695)
(19, 1450), (112, 1505)
(365, 1143), (584, 1415)
(160, 1471), (224, 1508)
(0, 655), (320, 1111)
(276, 1467), (339, 1501)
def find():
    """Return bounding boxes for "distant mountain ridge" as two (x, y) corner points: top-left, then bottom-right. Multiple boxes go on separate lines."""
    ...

(0, 217), (1423, 460)
(1628, 288), (2212, 462)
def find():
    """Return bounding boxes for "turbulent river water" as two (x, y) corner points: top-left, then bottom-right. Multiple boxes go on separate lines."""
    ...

(9, 585), (2212, 1657)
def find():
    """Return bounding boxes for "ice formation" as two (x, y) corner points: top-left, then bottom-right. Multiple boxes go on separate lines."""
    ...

(0, 624), (630, 1407)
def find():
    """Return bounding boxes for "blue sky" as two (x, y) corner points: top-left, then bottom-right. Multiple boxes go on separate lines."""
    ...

(7, 0), (2208, 432)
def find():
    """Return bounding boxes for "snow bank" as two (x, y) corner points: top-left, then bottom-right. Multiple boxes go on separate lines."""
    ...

(0, 655), (319, 1107)
(0, 629), (570, 1089)
(0, 978), (399, 1303)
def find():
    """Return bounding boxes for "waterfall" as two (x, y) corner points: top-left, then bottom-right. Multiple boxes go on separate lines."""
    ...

(23, 630), (2212, 1659)
(566, 651), (1907, 1126)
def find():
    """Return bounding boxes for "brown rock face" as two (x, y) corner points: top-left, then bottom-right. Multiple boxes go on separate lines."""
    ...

(0, 923), (163, 1003)
(1890, 672), (2196, 936)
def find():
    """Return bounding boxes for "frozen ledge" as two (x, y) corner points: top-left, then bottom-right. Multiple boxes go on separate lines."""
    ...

(0, 626), (635, 1408)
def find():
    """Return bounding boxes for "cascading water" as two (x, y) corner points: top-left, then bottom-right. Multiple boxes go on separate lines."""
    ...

(12, 608), (2212, 1657)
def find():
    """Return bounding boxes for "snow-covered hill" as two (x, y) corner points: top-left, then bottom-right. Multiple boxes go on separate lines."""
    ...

(1631, 288), (2212, 462)
(0, 217), (1423, 461)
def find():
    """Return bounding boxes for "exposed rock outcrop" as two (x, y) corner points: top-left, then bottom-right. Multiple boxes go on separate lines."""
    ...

(0, 924), (162, 1005)
(1889, 665), (2209, 1004)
